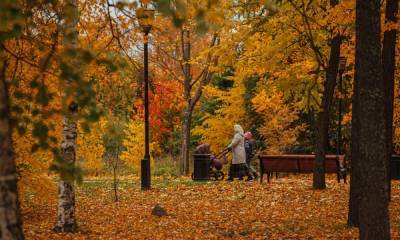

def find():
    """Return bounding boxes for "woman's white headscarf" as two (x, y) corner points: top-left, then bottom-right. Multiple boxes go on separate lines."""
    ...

(234, 124), (244, 135)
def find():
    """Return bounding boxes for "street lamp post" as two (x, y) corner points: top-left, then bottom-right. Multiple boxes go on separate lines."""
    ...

(337, 56), (347, 156)
(137, 7), (155, 190)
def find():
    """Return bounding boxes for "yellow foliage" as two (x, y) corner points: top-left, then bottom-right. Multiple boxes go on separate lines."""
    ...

(77, 118), (107, 175)
(14, 121), (60, 206)
(121, 119), (157, 173)
(252, 87), (303, 154)
(193, 82), (246, 153)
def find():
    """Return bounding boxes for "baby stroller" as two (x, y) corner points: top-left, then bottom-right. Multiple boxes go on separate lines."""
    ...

(210, 149), (229, 180)
(193, 144), (229, 181)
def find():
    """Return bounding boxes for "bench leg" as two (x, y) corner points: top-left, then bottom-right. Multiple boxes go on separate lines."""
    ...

(260, 173), (264, 183)
(337, 172), (340, 183)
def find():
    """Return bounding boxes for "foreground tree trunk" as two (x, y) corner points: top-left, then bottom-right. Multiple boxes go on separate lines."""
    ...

(350, 0), (390, 238)
(347, 58), (360, 227)
(0, 61), (24, 240)
(383, 0), (398, 201)
(54, 0), (79, 232)
(313, 0), (341, 190)
(54, 118), (78, 232)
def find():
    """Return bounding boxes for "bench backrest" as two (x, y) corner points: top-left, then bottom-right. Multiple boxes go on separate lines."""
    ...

(259, 155), (344, 173)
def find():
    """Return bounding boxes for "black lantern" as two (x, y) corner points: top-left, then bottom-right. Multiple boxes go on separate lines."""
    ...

(137, 8), (155, 35)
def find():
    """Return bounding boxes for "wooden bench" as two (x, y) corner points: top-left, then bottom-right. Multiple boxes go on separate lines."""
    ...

(259, 154), (346, 183)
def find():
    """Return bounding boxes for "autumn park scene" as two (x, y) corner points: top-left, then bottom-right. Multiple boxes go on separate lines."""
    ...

(3, 0), (400, 239)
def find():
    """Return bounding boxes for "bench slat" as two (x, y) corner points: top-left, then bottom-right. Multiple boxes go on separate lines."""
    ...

(263, 159), (299, 172)
(259, 154), (346, 183)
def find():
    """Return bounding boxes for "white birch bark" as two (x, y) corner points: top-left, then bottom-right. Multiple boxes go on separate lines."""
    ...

(54, 0), (79, 232)
(54, 119), (77, 232)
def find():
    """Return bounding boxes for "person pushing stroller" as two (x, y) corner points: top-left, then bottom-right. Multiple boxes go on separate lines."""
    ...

(226, 124), (250, 181)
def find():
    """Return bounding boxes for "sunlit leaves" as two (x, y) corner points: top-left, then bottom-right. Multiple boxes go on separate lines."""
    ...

(263, 0), (279, 14)
(120, 118), (157, 172)
(155, 0), (188, 28)
(154, 0), (219, 33)
(1, 0), (122, 183)
(195, 9), (208, 34)
(0, 0), (24, 41)
(252, 87), (303, 154)
(193, 82), (246, 153)
(77, 118), (106, 175)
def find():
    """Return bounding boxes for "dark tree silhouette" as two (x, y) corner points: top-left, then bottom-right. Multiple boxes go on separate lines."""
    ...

(349, 0), (391, 238)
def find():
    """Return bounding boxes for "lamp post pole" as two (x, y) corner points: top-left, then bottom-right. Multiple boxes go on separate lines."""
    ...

(141, 29), (151, 190)
(137, 7), (154, 191)
(141, 30), (151, 190)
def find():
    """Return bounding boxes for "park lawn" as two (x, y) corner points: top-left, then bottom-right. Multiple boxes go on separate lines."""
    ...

(23, 175), (400, 239)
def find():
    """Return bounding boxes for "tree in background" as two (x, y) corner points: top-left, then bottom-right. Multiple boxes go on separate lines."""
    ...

(180, 31), (219, 175)
(77, 118), (106, 176)
(382, 0), (398, 200)
(103, 118), (125, 202)
(308, 0), (342, 190)
(121, 118), (157, 173)
(193, 81), (246, 152)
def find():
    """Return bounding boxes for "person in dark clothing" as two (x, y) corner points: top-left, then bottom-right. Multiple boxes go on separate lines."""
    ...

(244, 132), (258, 180)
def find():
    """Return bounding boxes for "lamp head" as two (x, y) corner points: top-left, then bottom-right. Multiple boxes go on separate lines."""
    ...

(137, 8), (155, 35)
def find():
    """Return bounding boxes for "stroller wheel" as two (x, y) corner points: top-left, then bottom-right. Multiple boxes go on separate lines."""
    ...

(209, 171), (217, 181)
(216, 171), (224, 181)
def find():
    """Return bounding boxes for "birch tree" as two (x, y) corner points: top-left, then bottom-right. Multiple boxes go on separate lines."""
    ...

(54, 0), (79, 232)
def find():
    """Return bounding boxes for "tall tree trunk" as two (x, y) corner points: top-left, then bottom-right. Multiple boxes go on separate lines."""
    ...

(348, 61), (360, 227)
(55, 118), (78, 233)
(383, 0), (398, 201)
(180, 29), (191, 176)
(54, 0), (78, 232)
(313, 0), (341, 190)
(181, 108), (192, 175)
(0, 60), (24, 239)
(353, 0), (390, 238)
(179, 33), (217, 176)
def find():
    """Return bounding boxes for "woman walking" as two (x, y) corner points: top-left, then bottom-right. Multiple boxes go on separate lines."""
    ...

(226, 124), (248, 180)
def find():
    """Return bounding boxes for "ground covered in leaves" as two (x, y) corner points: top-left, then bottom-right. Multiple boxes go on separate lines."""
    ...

(23, 175), (400, 239)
